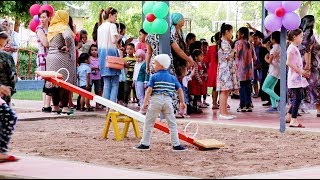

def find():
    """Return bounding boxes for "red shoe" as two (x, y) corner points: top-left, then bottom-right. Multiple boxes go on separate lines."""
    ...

(0, 155), (19, 163)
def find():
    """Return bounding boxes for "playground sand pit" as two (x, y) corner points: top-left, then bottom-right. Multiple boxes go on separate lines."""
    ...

(9, 117), (320, 179)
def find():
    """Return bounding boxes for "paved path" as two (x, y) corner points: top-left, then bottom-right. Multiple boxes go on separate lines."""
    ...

(3, 98), (320, 179)
(0, 154), (196, 179)
(224, 166), (320, 179)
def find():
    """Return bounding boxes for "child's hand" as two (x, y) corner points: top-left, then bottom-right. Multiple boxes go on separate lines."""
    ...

(60, 46), (69, 52)
(0, 85), (11, 96)
(141, 104), (148, 111)
(144, 83), (147, 89)
(180, 102), (186, 110)
(226, 54), (232, 61)
(146, 66), (150, 74)
(302, 70), (310, 78)
(190, 68), (195, 77)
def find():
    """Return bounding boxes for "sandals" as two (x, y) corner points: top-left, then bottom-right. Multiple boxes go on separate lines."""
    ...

(175, 114), (184, 118)
(289, 124), (305, 128)
(61, 108), (74, 115)
(0, 155), (19, 163)
(52, 109), (62, 114)
(86, 107), (95, 112)
(80, 107), (95, 112)
(212, 105), (219, 110)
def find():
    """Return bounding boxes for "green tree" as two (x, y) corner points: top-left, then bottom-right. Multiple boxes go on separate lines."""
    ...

(306, 1), (320, 37)
(0, 1), (41, 32)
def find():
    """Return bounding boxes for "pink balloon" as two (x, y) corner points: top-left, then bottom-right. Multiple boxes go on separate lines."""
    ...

(29, 19), (39, 32)
(264, 1), (282, 13)
(39, 4), (55, 17)
(282, 12), (301, 30)
(282, 1), (301, 12)
(264, 14), (282, 32)
(33, 15), (40, 23)
(29, 4), (41, 17)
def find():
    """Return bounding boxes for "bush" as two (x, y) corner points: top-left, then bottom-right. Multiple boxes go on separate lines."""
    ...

(17, 46), (38, 80)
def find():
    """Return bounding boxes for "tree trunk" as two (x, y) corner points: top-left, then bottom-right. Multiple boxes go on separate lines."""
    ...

(14, 18), (20, 33)
(299, 1), (311, 18)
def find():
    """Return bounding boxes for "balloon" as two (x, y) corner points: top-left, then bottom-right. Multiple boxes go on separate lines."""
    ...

(39, 4), (55, 17)
(29, 19), (39, 32)
(146, 13), (156, 22)
(29, 4), (41, 17)
(275, 7), (286, 17)
(33, 15), (40, 23)
(264, 1), (282, 13)
(143, 20), (154, 34)
(152, 18), (168, 34)
(264, 14), (282, 32)
(282, 12), (301, 30)
(282, 1), (301, 12)
(153, 2), (169, 18)
(142, 1), (155, 15)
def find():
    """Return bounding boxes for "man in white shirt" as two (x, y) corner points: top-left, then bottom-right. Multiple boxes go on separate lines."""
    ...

(2, 20), (19, 65)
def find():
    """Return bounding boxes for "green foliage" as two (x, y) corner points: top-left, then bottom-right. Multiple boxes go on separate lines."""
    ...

(308, 1), (320, 37)
(83, 1), (142, 39)
(0, 1), (41, 27)
(18, 46), (38, 80)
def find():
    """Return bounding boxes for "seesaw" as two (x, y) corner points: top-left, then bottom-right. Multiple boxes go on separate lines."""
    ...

(35, 70), (225, 150)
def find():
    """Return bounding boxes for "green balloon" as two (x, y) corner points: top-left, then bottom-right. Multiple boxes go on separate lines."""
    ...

(152, 18), (168, 34)
(143, 1), (155, 15)
(143, 20), (154, 34)
(153, 2), (169, 18)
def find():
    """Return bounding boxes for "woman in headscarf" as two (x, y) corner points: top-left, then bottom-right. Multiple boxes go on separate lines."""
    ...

(45, 10), (77, 115)
(170, 13), (191, 77)
(145, 12), (193, 76)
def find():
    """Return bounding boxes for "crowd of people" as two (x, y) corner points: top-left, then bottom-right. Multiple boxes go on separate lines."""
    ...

(0, 7), (319, 154)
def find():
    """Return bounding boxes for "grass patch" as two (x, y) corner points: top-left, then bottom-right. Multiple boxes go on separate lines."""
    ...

(12, 90), (43, 101)
(12, 90), (80, 101)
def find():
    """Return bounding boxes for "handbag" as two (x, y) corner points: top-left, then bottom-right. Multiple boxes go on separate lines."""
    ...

(106, 56), (125, 70)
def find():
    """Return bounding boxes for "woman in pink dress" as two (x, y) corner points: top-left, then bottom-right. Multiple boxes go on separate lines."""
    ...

(36, 10), (52, 113)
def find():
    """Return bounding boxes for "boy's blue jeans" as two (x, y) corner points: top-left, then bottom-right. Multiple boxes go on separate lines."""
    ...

(141, 94), (180, 147)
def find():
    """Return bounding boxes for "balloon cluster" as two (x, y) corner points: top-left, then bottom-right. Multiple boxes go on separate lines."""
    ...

(264, 1), (301, 32)
(29, 4), (55, 32)
(142, 1), (169, 34)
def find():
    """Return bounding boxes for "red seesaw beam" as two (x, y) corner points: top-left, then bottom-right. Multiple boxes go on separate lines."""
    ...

(44, 77), (95, 100)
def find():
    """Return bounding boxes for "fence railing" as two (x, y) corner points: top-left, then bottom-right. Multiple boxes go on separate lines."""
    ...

(16, 48), (37, 80)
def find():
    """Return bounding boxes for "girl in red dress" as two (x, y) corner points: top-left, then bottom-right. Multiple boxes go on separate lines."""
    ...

(204, 32), (220, 109)
(188, 49), (207, 113)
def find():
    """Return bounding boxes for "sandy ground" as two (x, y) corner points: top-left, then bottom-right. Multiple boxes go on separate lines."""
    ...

(8, 116), (320, 179)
